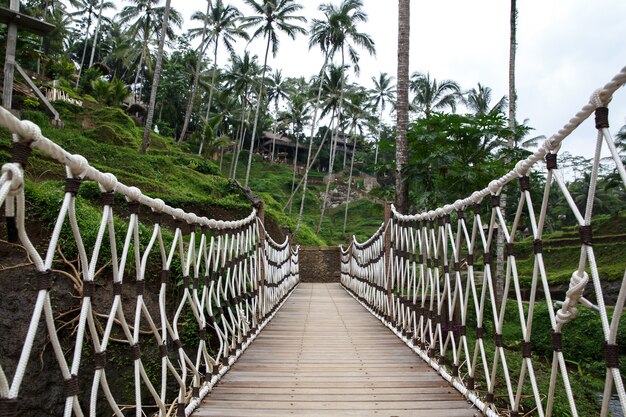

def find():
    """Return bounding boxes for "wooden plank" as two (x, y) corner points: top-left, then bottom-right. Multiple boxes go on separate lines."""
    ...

(0, 7), (56, 36)
(15, 62), (59, 121)
(194, 408), (479, 417)
(194, 283), (479, 417)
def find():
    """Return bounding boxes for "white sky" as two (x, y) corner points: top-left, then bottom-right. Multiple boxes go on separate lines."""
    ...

(111, 0), (626, 159)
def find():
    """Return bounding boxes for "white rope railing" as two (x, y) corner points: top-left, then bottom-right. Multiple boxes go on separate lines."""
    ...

(0, 105), (299, 416)
(341, 66), (626, 417)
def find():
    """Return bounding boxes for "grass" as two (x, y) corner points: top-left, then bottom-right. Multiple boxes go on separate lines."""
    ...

(513, 214), (626, 285)
(222, 153), (386, 246)
(1, 106), (324, 248)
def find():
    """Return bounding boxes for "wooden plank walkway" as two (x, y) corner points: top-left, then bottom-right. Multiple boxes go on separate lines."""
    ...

(194, 283), (480, 417)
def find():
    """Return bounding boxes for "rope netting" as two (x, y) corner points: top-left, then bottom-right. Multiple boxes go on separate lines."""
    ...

(0, 106), (299, 416)
(341, 66), (626, 416)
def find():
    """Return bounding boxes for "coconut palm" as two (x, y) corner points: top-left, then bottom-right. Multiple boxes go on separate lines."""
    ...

(464, 82), (507, 116)
(409, 72), (460, 118)
(278, 91), (311, 213)
(266, 69), (290, 160)
(140, 0), (173, 153)
(224, 51), (262, 179)
(369, 72), (395, 165)
(118, 0), (183, 100)
(88, 0), (117, 68)
(179, 0), (249, 146)
(241, 0), (307, 188)
(177, 1), (212, 144)
(396, 0), (410, 213)
(71, 0), (116, 86)
(342, 86), (372, 238)
(313, 0), (376, 234)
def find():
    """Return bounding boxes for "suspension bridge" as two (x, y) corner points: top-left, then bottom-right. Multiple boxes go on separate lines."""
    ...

(0, 66), (625, 417)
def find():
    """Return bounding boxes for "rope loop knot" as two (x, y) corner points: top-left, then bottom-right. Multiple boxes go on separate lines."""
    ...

(2, 163), (24, 194)
(556, 270), (589, 325)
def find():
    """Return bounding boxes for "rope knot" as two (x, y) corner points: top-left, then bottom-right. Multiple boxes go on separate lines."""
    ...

(470, 191), (482, 205)
(2, 163), (24, 193)
(556, 270), (589, 325)
(184, 212), (198, 225)
(125, 186), (142, 203)
(515, 160), (530, 177)
(99, 173), (118, 193)
(17, 120), (42, 143)
(488, 180), (501, 195)
(542, 136), (562, 154)
(590, 88), (605, 108)
(172, 208), (185, 222)
(152, 198), (166, 213)
(67, 154), (89, 178)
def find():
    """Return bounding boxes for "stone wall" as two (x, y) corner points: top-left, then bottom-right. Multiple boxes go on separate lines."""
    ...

(299, 247), (341, 282)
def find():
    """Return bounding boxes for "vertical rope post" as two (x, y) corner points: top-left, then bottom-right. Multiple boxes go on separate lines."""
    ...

(256, 201), (266, 320)
(384, 201), (393, 317)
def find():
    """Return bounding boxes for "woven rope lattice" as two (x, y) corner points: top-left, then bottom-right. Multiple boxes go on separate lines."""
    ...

(341, 66), (626, 417)
(0, 106), (299, 417)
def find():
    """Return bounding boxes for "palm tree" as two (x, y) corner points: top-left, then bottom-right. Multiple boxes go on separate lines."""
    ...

(464, 82), (507, 116)
(311, 0), (376, 234)
(315, 65), (348, 233)
(140, 0), (173, 153)
(180, 1), (249, 146)
(71, 0), (116, 86)
(266, 69), (290, 160)
(225, 51), (262, 179)
(395, 0), (410, 213)
(409, 72), (460, 118)
(177, 1), (212, 144)
(88, 0), (117, 68)
(369, 72), (395, 165)
(279, 91), (311, 214)
(496, 0), (519, 300)
(342, 86), (371, 238)
(241, 0), (307, 188)
(118, 0), (183, 102)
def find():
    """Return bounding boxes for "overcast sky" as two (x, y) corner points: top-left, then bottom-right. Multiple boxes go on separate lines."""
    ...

(110, 0), (626, 159)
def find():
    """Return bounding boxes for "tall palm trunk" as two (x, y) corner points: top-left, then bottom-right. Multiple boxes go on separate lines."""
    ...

(316, 109), (339, 233)
(75, 10), (93, 87)
(88, 0), (105, 68)
(342, 127), (357, 238)
(317, 49), (347, 233)
(288, 128), (300, 215)
(286, 120), (333, 211)
(179, 2), (211, 144)
(271, 101), (279, 161)
(244, 36), (271, 187)
(395, 0), (410, 213)
(294, 54), (329, 236)
(496, 0), (518, 299)
(140, 0), (172, 153)
(374, 105), (383, 165)
(133, 43), (147, 103)
(198, 39), (221, 153)
(36, 0), (50, 74)
(231, 93), (250, 179)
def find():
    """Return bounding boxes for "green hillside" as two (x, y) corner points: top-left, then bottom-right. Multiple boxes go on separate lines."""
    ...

(0, 103), (386, 248)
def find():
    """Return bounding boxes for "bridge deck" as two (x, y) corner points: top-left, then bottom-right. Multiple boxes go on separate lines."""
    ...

(194, 283), (478, 417)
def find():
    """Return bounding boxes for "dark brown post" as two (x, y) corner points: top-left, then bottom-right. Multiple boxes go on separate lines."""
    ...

(384, 202), (393, 315)
(256, 201), (266, 319)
